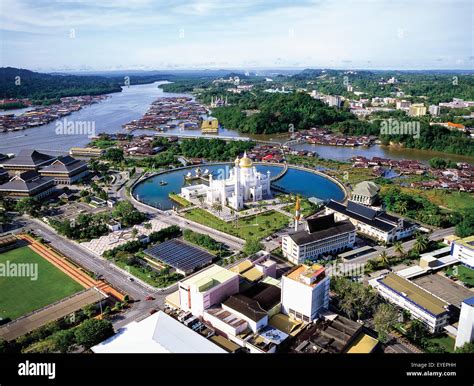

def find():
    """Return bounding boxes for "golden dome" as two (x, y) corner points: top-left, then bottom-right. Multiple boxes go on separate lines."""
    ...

(239, 152), (253, 168)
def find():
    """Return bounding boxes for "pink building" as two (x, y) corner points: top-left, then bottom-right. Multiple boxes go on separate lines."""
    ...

(178, 265), (239, 317)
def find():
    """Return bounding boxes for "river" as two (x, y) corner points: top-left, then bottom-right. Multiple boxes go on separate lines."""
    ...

(1, 81), (242, 155)
(291, 143), (474, 164)
(2, 82), (472, 165)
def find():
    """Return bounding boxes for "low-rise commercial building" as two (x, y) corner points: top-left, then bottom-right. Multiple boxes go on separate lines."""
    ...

(325, 200), (416, 243)
(91, 311), (226, 353)
(282, 213), (356, 264)
(178, 265), (239, 317)
(0, 171), (55, 199)
(1, 149), (55, 173)
(38, 155), (89, 185)
(370, 273), (450, 332)
(222, 282), (281, 333)
(291, 314), (378, 353)
(409, 103), (427, 116)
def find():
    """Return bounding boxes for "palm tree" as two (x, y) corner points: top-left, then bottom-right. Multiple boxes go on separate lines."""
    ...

(198, 196), (205, 208)
(378, 250), (391, 268)
(393, 241), (405, 258)
(212, 203), (223, 218)
(413, 233), (429, 255)
(397, 201), (408, 215)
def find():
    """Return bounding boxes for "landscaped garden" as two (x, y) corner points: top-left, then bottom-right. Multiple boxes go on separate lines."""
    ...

(184, 208), (291, 241)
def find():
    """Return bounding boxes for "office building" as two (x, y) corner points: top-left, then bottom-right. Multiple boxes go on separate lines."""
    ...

(1, 149), (55, 173)
(370, 273), (450, 332)
(451, 235), (474, 269)
(282, 213), (355, 264)
(281, 264), (330, 322)
(409, 103), (427, 117)
(178, 265), (239, 317)
(455, 297), (474, 348)
(0, 171), (55, 199)
(38, 155), (89, 185)
(325, 200), (416, 243)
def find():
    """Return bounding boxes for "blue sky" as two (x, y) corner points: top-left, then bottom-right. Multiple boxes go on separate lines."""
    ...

(1, 0), (473, 71)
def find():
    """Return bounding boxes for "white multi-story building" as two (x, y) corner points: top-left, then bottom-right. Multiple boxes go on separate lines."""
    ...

(429, 105), (440, 116)
(281, 264), (330, 323)
(455, 296), (474, 348)
(327, 95), (342, 108)
(181, 152), (271, 210)
(370, 273), (450, 333)
(451, 235), (474, 269)
(282, 213), (355, 264)
(325, 200), (416, 243)
(178, 265), (239, 317)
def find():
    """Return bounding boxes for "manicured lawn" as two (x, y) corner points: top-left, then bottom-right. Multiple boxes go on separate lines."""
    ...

(391, 187), (474, 212)
(426, 334), (455, 353)
(446, 265), (474, 287)
(283, 198), (319, 217)
(115, 259), (182, 288)
(0, 246), (84, 321)
(184, 208), (291, 241)
(169, 193), (192, 207)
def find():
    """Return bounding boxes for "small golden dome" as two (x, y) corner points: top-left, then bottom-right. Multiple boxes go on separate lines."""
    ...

(239, 152), (253, 168)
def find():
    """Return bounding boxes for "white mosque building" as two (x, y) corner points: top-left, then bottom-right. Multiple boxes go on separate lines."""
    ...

(180, 152), (272, 210)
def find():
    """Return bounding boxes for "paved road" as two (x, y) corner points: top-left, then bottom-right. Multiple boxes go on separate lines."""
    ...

(119, 184), (245, 251)
(340, 227), (455, 272)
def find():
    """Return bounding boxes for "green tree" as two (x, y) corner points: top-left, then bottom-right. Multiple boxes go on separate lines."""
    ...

(15, 197), (41, 216)
(51, 329), (76, 353)
(103, 147), (124, 163)
(243, 239), (264, 256)
(22, 339), (57, 353)
(373, 303), (399, 343)
(74, 319), (114, 349)
(454, 342), (474, 353)
(378, 251), (391, 268)
(407, 319), (428, 344)
(413, 234), (429, 255)
(393, 241), (405, 258)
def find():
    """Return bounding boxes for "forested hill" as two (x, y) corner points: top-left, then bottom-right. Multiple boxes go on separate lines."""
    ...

(0, 67), (179, 101)
(0, 67), (126, 100)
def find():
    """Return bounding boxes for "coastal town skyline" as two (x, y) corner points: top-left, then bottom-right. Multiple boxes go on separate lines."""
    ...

(2, 0), (473, 71)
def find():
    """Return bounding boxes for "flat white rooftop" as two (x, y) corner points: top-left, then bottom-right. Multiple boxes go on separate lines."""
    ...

(92, 311), (226, 354)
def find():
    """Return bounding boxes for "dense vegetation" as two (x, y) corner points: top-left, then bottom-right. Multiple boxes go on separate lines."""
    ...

(49, 201), (146, 241)
(0, 309), (114, 353)
(212, 92), (353, 134)
(0, 67), (122, 101)
(183, 229), (221, 252)
(179, 138), (254, 160)
(382, 186), (462, 227)
(291, 69), (474, 104)
(379, 122), (474, 157)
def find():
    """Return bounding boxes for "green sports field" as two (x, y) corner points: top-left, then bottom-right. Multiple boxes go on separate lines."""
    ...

(0, 246), (84, 322)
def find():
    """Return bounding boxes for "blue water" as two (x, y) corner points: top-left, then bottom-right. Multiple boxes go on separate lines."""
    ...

(133, 164), (344, 210)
